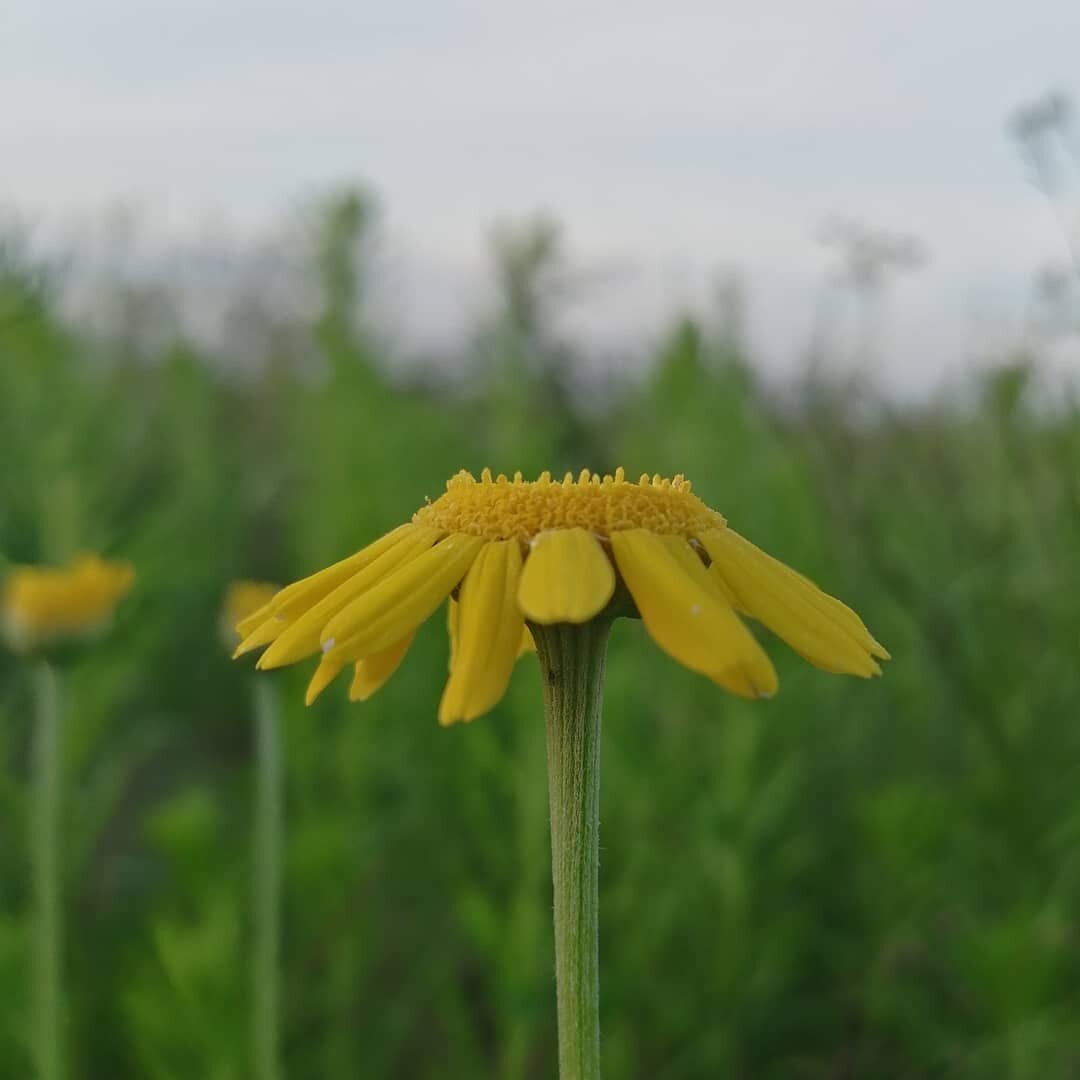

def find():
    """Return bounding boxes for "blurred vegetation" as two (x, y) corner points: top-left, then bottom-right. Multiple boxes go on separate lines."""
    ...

(2, 188), (1080, 1079)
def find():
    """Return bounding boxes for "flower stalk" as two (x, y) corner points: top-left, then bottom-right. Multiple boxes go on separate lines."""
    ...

(252, 675), (283, 1080)
(532, 619), (611, 1080)
(31, 659), (64, 1080)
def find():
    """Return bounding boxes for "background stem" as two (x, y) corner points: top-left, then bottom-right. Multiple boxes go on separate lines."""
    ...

(252, 676), (283, 1080)
(31, 659), (63, 1080)
(532, 620), (610, 1080)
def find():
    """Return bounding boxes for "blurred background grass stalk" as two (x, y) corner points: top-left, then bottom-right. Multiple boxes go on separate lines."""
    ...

(252, 676), (283, 1080)
(30, 659), (64, 1080)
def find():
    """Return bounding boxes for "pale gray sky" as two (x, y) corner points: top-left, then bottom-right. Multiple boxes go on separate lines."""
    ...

(2, 1), (1078, 388)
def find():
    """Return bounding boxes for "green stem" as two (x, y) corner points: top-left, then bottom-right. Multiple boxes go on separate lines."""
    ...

(31, 659), (63, 1080)
(531, 619), (610, 1080)
(252, 677), (283, 1080)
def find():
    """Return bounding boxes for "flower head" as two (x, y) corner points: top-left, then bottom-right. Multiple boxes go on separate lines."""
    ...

(234, 468), (888, 723)
(2, 554), (135, 654)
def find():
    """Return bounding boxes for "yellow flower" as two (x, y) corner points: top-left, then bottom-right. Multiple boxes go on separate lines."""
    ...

(2, 554), (135, 653)
(221, 580), (281, 649)
(235, 468), (888, 723)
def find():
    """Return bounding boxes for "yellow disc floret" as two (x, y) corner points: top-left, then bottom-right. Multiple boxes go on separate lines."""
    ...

(413, 467), (726, 544)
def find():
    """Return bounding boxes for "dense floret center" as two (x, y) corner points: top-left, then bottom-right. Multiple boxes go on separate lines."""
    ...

(412, 468), (726, 543)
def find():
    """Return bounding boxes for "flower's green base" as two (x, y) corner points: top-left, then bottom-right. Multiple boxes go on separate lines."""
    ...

(531, 619), (611, 1080)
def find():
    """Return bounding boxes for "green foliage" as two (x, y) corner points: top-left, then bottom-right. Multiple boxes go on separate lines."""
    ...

(1, 197), (1079, 1077)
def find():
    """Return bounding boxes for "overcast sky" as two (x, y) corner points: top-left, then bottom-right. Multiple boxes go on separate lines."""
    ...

(3, 1), (1078, 389)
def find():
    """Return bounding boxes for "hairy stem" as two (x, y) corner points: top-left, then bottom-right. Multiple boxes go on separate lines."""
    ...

(531, 619), (610, 1080)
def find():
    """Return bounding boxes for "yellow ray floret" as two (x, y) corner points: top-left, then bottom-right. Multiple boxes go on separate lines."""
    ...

(518, 528), (615, 625)
(235, 599), (278, 642)
(321, 534), (485, 663)
(448, 597), (534, 670)
(222, 580), (279, 650)
(701, 529), (888, 676)
(306, 653), (347, 706)
(440, 540), (526, 724)
(253, 525), (440, 668)
(271, 524), (416, 622)
(610, 530), (778, 699)
(231, 467), (887, 721)
(350, 632), (416, 702)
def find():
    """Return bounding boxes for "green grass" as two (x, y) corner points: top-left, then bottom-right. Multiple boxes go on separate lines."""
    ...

(1, 195), (1079, 1078)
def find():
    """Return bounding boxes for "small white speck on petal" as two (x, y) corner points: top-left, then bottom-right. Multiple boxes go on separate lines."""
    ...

(690, 604), (702, 616)
(322, 637), (335, 653)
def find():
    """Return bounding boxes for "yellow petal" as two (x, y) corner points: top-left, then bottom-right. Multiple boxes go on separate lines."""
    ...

(451, 594), (532, 665)
(233, 614), (289, 658)
(447, 596), (460, 673)
(305, 654), (347, 705)
(517, 528), (615, 624)
(349, 632), (416, 702)
(324, 533), (486, 662)
(271, 523), (417, 621)
(439, 540), (526, 724)
(235, 599), (278, 641)
(610, 529), (778, 699)
(257, 525), (441, 670)
(701, 529), (887, 676)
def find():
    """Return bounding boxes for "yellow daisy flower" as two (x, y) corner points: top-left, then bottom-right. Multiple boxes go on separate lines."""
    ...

(2, 554), (135, 653)
(234, 468), (888, 723)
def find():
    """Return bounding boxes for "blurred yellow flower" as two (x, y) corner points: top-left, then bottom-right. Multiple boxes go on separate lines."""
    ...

(2, 554), (135, 653)
(235, 468), (888, 723)
(221, 580), (280, 649)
